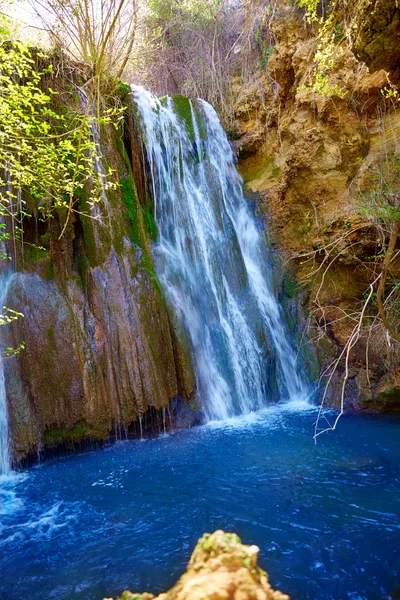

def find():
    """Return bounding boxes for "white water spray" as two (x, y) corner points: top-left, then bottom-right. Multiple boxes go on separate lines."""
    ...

(132, 86), (309, 420)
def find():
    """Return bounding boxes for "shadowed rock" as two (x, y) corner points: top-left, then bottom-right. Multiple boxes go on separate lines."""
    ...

(352, 0), (400, 84)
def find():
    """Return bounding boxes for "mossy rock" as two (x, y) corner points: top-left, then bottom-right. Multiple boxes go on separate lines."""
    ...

(375, 386), (400, 412)
(196, 531), (242, 556)
(43, 421), (91, 444)
(116, 592), (154, 600)
(171, 95), (195, 142)
(23, 244), (47, 267)
(282, 276), (302, 299)
(141, 206), (158, 242)
(76, 189), (98, 267)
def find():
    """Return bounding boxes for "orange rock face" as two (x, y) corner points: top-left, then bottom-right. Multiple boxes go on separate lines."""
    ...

(108, 531), (290, 600)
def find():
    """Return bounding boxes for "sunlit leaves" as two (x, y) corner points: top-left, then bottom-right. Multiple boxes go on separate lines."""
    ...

(0, 26), (120, 233)
(0, 307), (24, 327)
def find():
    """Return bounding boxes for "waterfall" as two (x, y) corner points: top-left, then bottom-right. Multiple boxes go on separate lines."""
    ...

(0, 274), (11, 475)
(0, 169), (14, 474)
(132, 86), (309, 420)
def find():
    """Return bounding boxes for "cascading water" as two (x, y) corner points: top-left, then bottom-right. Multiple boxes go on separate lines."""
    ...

(131, 86), (309, 420)
(0, 273), (11, 475)
(0, 171), (17, 474)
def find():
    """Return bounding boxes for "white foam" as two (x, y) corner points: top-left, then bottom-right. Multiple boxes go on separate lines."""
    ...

(0, 500), (80, 547)
(131, 85), (310, 422)
(0, 472), (27, 516)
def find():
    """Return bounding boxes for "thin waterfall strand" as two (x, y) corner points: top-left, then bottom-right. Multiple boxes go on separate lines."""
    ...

(0, 274), (12, 475)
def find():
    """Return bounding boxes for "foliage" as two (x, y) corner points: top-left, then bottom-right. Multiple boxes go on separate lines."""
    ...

(304, 152), (400, 437)
(0, 17), (123, 245)
(381, 85), (399, 101)
(0, 10), (123, 358)
(299, 8), (348, 99)
(0, 306), (23, 326)
(296, 0), (320, 23)
(135, 0), (276, 129)
(29, 0), (139, 81)
(1, 46), (105, 222)
(137, 0), (231, 124)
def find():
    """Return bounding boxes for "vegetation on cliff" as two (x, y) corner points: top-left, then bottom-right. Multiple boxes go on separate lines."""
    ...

(225, 0), (400, 422)
(0, 0), (197, 463)
(2, 0), (400, 460)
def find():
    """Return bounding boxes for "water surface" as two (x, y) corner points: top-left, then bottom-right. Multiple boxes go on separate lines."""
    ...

(0, 405), (399, 600)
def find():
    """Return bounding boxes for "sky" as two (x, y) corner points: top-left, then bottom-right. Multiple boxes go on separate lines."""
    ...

(6, 1), (48, 42)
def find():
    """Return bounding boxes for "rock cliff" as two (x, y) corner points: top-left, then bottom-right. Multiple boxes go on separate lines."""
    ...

(233, 0), (400, 411)
(2, 87), (197, 464)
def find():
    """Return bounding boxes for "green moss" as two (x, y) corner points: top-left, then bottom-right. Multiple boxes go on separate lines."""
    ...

(191, 99), (208, 142)
(141, 207), (158, 241)
(23, 244), (47, 267)
(43, 425), (67, 444)
(199, 532), (241, 554)
(239, 155), (275, 185)
(271, 166), (281, 178)
(141, 253), (164, 301)
(43, 420), (91, 444)
(162, 94), (207, 144)
(121, 176), (140, 246)
(70, 421), (90, 438)
(117, 135), (131, 169)
(283, 277), (302, 299)
(41, 257), (54, 281)
(40, 232), (51, 247)
(376, 387), (400, 410)
(80, 215), (97, 266)
(74, 254), (90, 288)
(171, 94), (195, 142)
(22, 239), (55, 281)
(47, 324), (55, 345)
(113, 132), (151, 255)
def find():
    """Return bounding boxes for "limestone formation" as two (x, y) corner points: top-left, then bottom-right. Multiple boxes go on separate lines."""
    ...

(232, 2), (400, 411)
(106, 531), (289, 600)
(3, 117), (196, 464)
(352, 0), (400, 85)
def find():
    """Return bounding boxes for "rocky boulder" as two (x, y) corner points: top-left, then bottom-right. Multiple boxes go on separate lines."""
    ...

(107, 530), (289, 600)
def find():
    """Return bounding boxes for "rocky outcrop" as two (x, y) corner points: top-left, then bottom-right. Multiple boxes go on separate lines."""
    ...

(352, 0), (400, 85)
(2, 115), (197, 463)
(106, 530), (289, 600)
(233, 1), (400, 410)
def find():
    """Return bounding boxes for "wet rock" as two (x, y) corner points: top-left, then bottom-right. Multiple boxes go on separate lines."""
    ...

(169, 397), (204, 428)
(3, 241), (196, 462)
(108, 531), (289, 600)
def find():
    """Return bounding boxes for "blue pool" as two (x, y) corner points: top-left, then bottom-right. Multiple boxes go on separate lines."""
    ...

(0, 405), (399, 600)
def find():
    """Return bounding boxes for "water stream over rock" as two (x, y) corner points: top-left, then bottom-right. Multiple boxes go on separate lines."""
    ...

(0, 273), (11, 475)
(131, 86), (309, 420)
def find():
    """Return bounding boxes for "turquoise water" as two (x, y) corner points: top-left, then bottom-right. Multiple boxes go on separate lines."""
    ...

(0, 405), (399, 600)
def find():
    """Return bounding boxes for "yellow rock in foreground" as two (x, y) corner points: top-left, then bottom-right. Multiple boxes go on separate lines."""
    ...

(105, 530), (290, 600)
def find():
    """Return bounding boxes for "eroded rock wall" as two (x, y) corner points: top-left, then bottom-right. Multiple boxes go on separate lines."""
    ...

(233, 0), (400, 410)
(3, 116), (197, 463)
